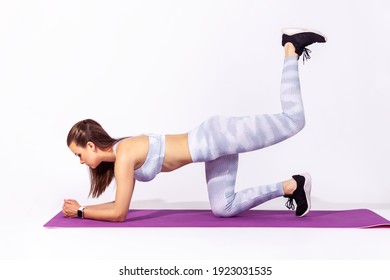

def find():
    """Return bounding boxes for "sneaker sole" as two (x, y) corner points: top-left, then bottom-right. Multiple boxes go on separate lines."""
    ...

(298, 172), (312, 217)
(281, 28), (327, 42)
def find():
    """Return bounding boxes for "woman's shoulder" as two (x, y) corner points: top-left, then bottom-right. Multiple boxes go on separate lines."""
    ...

(117, 135), (148, 147)
(115, 135), (149, 162)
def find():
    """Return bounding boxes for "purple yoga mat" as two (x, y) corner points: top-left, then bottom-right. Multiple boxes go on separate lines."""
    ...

(44, 209), (390, 228)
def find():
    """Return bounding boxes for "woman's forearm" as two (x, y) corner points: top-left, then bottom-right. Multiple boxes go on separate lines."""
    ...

(83, 206), (127, 222)
(85, 201), (115, 210)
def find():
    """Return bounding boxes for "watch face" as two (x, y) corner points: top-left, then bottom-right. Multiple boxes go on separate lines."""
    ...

(77, 209), (83, 218)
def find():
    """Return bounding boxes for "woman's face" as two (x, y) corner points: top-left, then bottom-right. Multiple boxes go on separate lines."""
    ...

(68, 141), (100, 169)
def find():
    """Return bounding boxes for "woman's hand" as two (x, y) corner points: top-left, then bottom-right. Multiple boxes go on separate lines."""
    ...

(62, 199), (81, 218)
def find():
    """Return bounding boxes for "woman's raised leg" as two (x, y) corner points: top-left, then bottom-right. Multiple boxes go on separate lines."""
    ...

(200, 29), (326, 217)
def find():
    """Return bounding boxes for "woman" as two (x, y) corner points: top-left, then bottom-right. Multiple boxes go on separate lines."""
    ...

(63, 28), (326, 222)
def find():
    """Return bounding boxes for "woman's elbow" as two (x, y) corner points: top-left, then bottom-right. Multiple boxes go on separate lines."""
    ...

(112, 210), (128, 222)
(114, 217), (126, 223)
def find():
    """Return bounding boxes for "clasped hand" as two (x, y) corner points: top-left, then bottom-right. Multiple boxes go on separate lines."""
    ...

(62, 199), (81, 218)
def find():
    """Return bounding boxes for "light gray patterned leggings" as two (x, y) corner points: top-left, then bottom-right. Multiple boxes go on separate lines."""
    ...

(188, 56), (305, 217)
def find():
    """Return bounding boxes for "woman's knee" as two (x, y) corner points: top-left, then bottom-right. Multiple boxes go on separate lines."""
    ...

(286, 112), (306, 135)
(210, 204), (236, 218)
(294, 115), (306, 133)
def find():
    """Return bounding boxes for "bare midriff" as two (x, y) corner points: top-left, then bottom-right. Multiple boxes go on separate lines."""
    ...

(162, 133), (193, 172)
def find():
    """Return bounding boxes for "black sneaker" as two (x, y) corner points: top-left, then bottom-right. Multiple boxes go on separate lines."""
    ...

(282, 28), (327, 62)
(284, 173), (312, 217)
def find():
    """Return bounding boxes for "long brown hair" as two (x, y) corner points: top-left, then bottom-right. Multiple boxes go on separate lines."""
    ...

(67, 119), (122, 198)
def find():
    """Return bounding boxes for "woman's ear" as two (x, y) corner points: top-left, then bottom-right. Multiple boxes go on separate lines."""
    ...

(87, 141), (97, 152)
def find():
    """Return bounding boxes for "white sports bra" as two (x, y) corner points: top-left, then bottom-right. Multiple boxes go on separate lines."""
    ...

(113, 134), (166, 182)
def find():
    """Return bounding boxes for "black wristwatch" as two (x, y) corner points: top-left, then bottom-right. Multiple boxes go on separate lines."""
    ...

(77, 206), (86, 219)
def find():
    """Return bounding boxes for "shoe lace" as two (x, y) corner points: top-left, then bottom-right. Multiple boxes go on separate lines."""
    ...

(302, 47), (312, 63)
(285, 197), (295, 211)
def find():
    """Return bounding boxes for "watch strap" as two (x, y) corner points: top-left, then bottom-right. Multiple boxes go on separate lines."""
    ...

(77, 206), (86, 219)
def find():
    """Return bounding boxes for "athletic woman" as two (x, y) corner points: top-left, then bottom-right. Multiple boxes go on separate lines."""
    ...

(63, 28), (326, 222)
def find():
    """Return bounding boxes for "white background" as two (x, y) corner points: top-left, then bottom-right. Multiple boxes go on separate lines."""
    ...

(1, 0), (390, 272)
